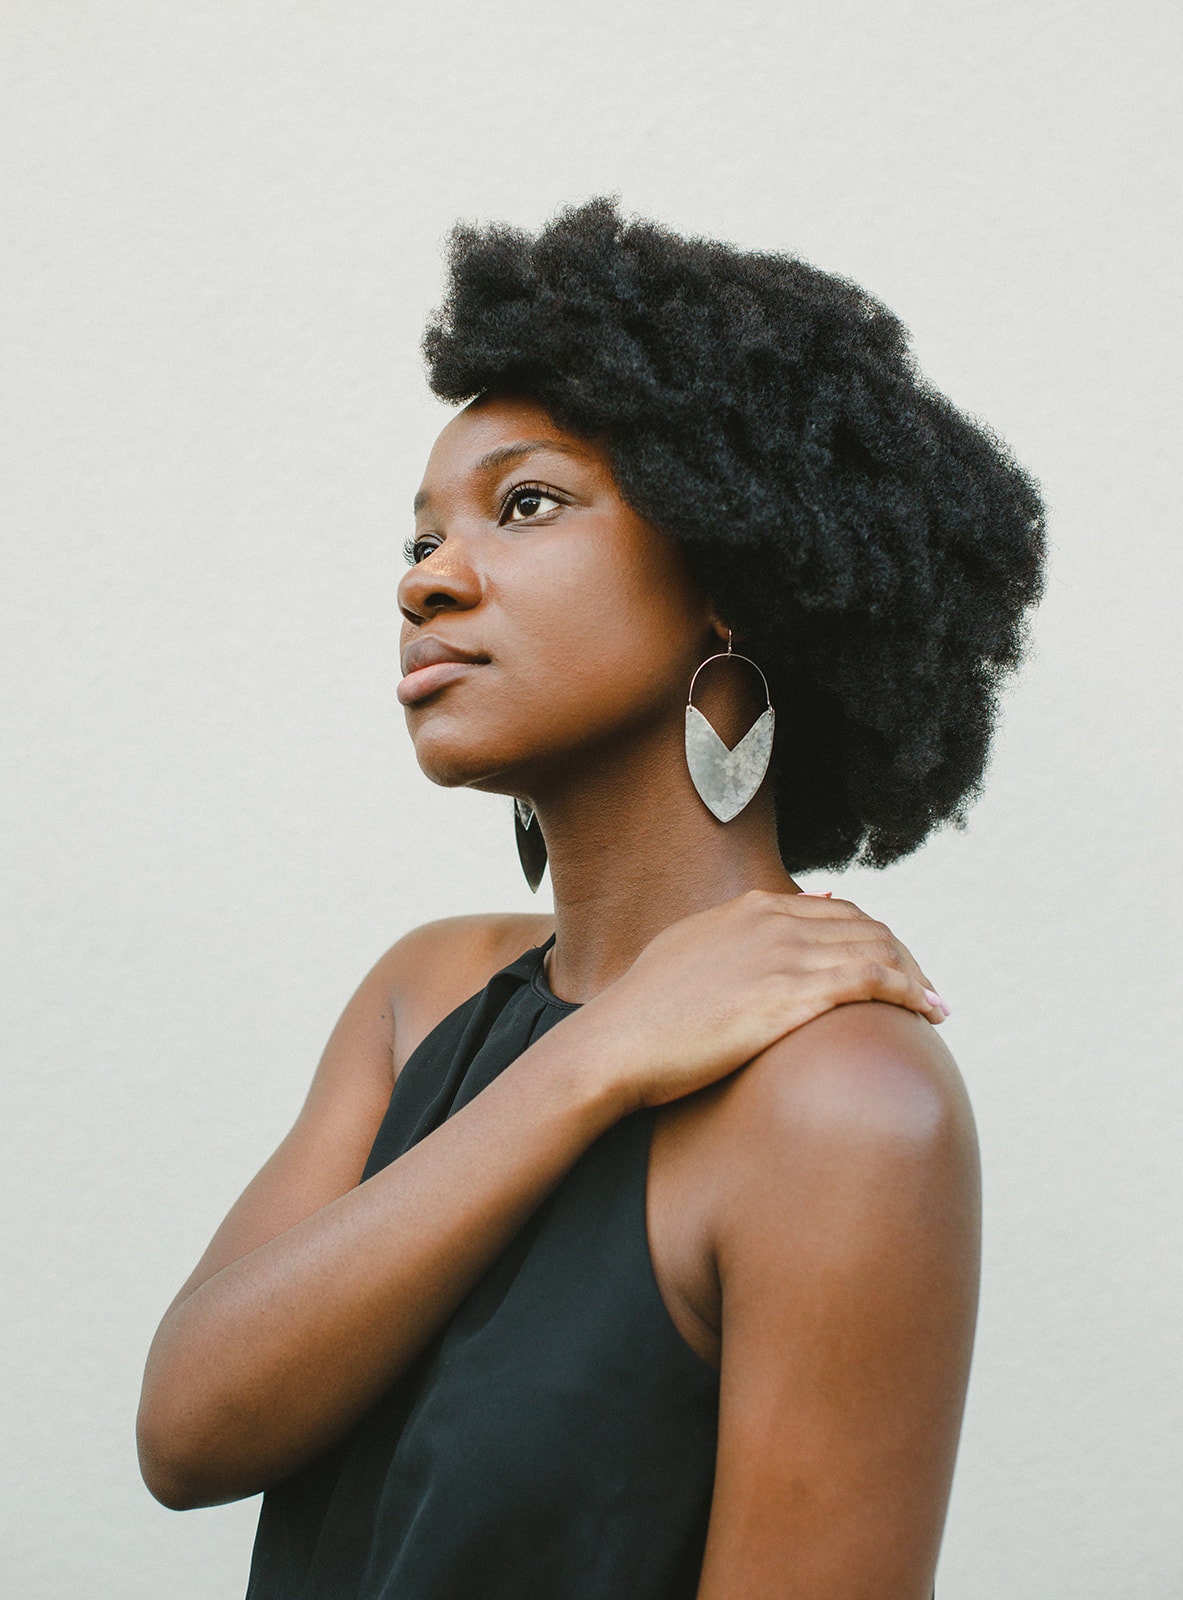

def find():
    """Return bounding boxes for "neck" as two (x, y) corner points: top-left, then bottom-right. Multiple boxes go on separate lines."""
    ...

(531, 716), (799, 1005)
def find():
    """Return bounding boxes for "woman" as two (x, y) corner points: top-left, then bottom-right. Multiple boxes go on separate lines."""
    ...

(138, 198), (1045, 1597)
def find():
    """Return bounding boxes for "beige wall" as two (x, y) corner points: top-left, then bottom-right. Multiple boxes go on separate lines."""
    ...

(3, 2), (1179, 1593)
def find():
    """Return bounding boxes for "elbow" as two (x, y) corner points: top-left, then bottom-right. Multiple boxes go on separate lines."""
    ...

(138, 1303), (278, 1509)
(136, 1376), (256, 1511)
(139, 1464), (204, 1514)
(136, 1396), (217, 1510)
(137, 1422), (206, 1511)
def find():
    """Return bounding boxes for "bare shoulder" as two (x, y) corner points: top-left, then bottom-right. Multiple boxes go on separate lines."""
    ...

(650, 1002), (978, 1360)
(385, 909), (555, 975)
(288, 908), (553, 1148)
(686, 1007), (982, 1597)
(719, 1000), (975, 1171)
(384, 911), (556, 1075)
(696, 1002), (980, 1285)
(164, 910), (557, 1309)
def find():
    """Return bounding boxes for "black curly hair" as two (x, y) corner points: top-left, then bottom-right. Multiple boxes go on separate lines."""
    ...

(422, 197), (1046, 873)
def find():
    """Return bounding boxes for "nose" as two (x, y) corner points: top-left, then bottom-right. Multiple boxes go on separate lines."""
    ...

(397, 535), (483, 626)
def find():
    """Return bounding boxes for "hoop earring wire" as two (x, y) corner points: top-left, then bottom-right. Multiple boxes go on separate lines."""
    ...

(513, 627), (775, 888)
(684, 627), (776, 822)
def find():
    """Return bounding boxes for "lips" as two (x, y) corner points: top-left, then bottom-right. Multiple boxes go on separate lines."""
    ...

(398, 635), (489, 706)
(401, 635), (489, 676)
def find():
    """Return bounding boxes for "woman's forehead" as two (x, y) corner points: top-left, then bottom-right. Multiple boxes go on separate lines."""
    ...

(438, 393), (586, 455)
(415, 395), (608, 510)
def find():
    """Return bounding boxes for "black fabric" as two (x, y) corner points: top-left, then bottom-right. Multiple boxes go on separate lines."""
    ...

(246, 935), (720, 1599)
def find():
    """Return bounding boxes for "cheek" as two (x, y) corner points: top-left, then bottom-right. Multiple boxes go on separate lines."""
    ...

(507, 537), (700, 731)
(405, 516), (707, 785)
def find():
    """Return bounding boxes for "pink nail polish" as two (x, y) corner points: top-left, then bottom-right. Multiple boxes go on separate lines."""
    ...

(923, 989), (941, 1008)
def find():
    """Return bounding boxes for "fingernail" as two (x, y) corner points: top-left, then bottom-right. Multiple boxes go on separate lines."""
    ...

(800, 891), (833, 897)
(923, 989), (950, 1014)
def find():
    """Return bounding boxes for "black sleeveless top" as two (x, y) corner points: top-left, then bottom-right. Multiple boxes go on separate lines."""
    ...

(246, 934), (720, 1599)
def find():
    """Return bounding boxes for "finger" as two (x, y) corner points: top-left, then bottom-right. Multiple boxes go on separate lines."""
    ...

(781, 892), (855, 918)
(881, 934), (950, 1017)
(832, 959), (948, 1025)
(809, 902), (951, 1019)
(819, 902), (877, 928)
(823, 930), (952, 1020)
(878, 946), (951, 1020)
(891, 938), (927, 985)
(778, 904), (898, 949)
(790, 894), (882, 928)
(819, 906), (947, 1009)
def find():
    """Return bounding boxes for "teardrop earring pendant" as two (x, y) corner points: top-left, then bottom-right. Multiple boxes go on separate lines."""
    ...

(684, 629), (775, 822)
(514, 797), (548, 893)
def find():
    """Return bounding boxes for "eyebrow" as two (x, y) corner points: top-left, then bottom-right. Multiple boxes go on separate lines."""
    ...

(413, 438), (592, 514)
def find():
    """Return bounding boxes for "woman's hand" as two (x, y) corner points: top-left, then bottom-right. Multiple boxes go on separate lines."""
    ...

(136, 898), (945, 1505)
(579, 888), (949, 1113)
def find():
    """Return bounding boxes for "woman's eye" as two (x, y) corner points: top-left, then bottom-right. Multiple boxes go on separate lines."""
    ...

(403, 486), (562, 562)
(502, 485), (562, 523)
(402, 535), (439, 565)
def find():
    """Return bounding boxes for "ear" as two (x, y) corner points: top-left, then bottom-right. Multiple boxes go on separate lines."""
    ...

(706, 612), (734, 646)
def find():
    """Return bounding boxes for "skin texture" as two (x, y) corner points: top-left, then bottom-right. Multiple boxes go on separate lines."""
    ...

(138, 396), (980, 1598)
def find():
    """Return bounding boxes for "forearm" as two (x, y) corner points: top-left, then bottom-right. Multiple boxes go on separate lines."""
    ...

(138, 1010), (625, 1509)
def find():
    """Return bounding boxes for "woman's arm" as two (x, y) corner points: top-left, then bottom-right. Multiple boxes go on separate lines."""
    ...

(145, 914), (543, 1321)
(137, 952), (630, 1509)
(695, 1000), (981, 1600)
(138, 891), (949, 1512)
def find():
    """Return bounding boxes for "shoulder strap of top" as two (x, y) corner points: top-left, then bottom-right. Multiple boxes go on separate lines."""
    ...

(362, 936), (552, 1181)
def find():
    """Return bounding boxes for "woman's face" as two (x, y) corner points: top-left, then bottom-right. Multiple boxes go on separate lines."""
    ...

(398, 393), (716, 795)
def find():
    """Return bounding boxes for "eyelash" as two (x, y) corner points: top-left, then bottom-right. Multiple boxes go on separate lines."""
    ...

(403, 482), (564, 565)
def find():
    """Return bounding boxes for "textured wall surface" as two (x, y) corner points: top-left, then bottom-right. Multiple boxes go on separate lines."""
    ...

(3, 2), (1179, 1594)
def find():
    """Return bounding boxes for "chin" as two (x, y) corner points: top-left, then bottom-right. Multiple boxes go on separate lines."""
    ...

(407, 723), (523, 793)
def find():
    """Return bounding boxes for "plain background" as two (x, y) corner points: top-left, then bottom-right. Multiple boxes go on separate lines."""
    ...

(2, 2), (1179, 1594)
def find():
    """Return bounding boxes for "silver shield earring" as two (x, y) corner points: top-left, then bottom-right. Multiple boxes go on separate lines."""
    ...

(685, 628), (775, 822)
(514, 798), (548, 893)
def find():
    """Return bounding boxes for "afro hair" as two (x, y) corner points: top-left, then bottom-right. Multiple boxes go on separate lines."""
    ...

(422, 197), (1046, 873)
